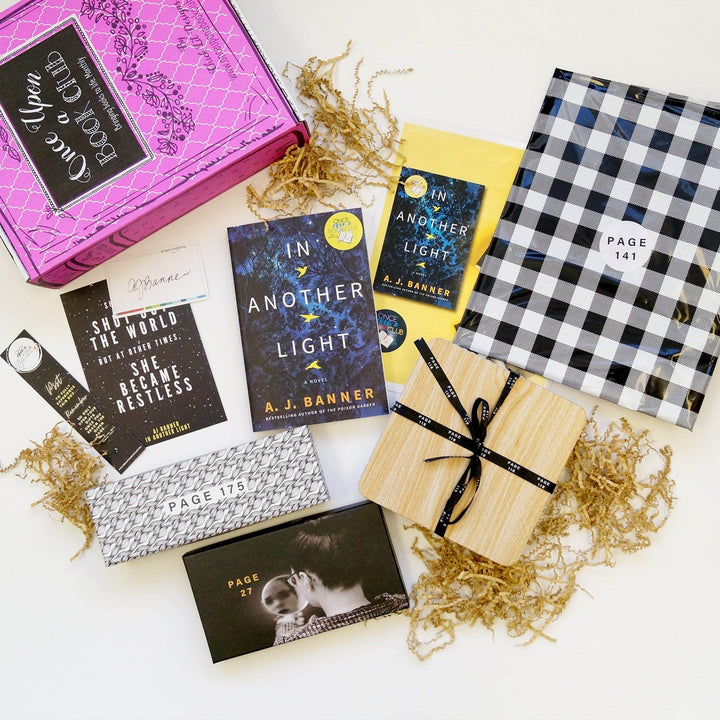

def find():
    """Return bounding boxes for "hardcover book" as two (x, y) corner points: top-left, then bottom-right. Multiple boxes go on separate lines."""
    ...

(228, 209), (389, 431)
(86, 426), (329, 565)
(373, 165), (484, 309)
(183, 501), (408, 662)
(61, 280), (226, 445)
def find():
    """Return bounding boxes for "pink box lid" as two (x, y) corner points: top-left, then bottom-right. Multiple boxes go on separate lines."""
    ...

(0, 0), (307, 283)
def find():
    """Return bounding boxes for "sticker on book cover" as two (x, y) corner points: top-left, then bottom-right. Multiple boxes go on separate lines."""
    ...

(5, 336), (43, 373)
(0, 19), (150, 210)
(377, 309), (407, 352)
(403, 174), (428, 198)
(598, 220), (657, 272)
(324, 211), (363, 250)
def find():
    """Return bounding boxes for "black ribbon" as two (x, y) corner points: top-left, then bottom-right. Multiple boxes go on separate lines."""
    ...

(392, 339), (555, 537)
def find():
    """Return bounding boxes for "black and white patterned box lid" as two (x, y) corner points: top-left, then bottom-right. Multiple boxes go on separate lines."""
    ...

(456, 68), (720, 429)
(86, 426), (329, 565)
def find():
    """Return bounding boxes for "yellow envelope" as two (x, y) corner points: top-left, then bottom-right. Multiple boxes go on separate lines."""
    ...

(371, 123), (524, 386)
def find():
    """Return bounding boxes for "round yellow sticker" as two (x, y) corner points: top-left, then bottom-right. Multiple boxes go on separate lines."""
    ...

(324, 211), (363, 250)
(404, 174), (428, 198)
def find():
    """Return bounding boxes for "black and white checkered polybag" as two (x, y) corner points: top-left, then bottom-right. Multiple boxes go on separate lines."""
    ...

(456, 68), (720, 429)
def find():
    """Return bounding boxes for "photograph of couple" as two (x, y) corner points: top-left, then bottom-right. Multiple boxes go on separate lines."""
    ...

(184, 502), (408, 662)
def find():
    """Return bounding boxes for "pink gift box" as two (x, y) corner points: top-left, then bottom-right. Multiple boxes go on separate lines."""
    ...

(0, 0), (308, 286)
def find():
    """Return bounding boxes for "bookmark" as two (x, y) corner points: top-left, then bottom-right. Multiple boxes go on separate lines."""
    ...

(3, 330), (144, 472)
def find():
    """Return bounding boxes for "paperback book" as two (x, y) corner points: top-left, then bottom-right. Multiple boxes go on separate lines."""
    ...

(61, 280), (226, 445)
(373, 165), (484, 309)
(228, 209), (388, 431)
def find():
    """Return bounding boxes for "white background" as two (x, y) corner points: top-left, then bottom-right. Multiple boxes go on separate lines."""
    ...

(1, 1), (719, 719)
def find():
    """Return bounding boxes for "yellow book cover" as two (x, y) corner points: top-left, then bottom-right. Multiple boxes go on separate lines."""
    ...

(370, 124), (523, 386)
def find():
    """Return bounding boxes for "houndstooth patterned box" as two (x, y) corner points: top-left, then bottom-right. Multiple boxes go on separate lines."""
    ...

(86, 426), (329, 565)
(456, 68), (720, 429)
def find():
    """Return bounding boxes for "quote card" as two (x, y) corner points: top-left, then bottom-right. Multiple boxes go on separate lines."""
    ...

(106, 245), (209, 317)
(61, 280), (226, 446)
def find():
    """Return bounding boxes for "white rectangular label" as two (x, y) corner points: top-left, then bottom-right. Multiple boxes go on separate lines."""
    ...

(164, 478), (251, 516)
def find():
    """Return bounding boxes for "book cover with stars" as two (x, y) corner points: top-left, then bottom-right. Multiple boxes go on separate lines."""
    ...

(228, 209), (388, 431)
(60, 280), (226, 446)
(373, 165), (484, 309)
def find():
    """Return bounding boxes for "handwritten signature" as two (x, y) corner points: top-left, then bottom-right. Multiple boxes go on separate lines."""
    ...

(127, 270), (192, 301)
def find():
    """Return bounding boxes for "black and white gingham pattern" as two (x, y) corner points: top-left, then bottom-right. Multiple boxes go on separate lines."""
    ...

(456, 68), (720, 429)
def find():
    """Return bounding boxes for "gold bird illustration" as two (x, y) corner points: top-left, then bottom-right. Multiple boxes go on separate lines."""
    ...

(300, 313), (320, 322)
(416, 261), (426, 268)
(296, 266), (308, 278)
(425, 233), (435, 240)
(306, 360), (322, 370)
(433, 205), (440, 211)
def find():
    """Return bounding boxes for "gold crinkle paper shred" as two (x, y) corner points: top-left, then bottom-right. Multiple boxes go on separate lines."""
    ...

(247, 41), (411, 219)
(1, 425), (105, 561)
(407, 415), (675, 659)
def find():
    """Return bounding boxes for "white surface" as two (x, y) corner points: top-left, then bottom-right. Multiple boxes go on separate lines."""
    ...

(1, 2), (719, 719)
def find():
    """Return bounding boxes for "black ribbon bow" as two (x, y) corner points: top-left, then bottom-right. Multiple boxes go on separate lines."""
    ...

(392, 339), (555, 537)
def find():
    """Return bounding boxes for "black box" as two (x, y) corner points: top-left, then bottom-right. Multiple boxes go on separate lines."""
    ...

(183, 502), (408, 663)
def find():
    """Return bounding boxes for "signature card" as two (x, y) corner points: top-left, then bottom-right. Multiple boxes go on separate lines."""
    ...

(106, 245), (209, 317)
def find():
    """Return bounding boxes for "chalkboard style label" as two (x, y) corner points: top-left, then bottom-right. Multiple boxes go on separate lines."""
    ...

(0, 19), (150, 209)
